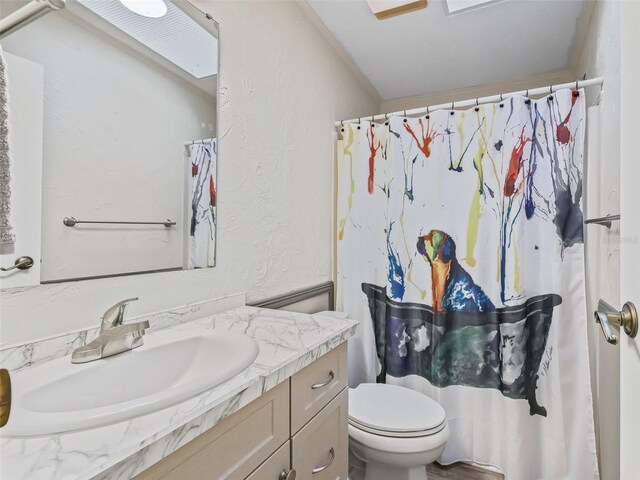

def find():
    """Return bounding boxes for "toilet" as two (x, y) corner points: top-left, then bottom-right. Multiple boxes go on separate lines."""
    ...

(314, 311), (449, 479)
(348, 383), (449, 480)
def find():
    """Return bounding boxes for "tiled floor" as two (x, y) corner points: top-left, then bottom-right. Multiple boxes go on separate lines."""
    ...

(349, 462), (504, 480)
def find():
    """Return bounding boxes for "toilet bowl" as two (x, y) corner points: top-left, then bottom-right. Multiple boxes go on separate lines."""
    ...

(348, 383), (449, 480)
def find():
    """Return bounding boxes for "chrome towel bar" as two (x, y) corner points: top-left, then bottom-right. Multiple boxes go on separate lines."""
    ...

(63, 217), (176, 228)
(584, 214), (620, 228)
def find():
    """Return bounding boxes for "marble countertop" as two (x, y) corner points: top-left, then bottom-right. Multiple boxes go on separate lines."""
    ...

(0, 306), (358, 480)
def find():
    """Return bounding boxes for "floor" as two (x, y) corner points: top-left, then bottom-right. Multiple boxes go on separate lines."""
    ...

(426, 462), (504, 480)
(349, 462), (504, 480)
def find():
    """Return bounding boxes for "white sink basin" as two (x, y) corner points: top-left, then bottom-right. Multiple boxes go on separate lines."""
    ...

(1, 329), (259, 437)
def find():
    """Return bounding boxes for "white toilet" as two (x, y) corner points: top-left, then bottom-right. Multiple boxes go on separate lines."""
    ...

(348, 383), (449, 480)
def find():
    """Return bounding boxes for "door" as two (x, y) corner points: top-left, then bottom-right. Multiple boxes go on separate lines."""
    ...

(0, 52), (43, 288)
(619, 1), (640, 477)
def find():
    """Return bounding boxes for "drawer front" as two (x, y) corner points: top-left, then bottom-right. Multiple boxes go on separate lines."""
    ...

(292, 388), (348, 480)
(135, 381), (289, 480)
(291, 342), (347, 434)
(245, 440), (291, 480)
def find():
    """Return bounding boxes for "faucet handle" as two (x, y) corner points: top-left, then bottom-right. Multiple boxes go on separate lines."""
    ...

(101, 297), (139, 331)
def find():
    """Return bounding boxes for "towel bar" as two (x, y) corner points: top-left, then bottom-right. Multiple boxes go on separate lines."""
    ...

(584, 214), (620, 228)
(63, 217), (176, 228)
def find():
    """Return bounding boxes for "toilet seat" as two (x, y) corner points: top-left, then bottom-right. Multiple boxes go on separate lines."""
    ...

(349, 383), (446, 438)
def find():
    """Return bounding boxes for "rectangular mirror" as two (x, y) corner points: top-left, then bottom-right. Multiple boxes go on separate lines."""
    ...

(1, 0), (218, 282)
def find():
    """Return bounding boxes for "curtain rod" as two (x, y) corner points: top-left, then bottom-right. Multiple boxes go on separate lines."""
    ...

(0, 0), (65, 36)
(335, 77), (603, 127)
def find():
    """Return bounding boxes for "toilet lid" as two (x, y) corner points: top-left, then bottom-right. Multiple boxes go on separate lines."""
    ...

(349, 384), (446, 436)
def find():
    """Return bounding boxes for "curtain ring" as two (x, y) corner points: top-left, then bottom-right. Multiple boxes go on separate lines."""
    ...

(425, 106), (430, 114)
(525, 88), (529, 97)
(549, 85), (553, 95)
(499, 93), (503, 102)
(340, 120), (344, 127)
(451, 101), (455, 110)
(475, 98), (479, 106)
(575, 79), (579, 90)
(358, 117), (361, 124)
(385, 112), (389, 120)
(404, 110), (407, 117)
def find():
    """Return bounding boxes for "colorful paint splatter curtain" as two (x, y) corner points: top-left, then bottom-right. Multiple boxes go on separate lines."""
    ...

(189, 139), (217, 268)
(337, 89), (598, 479)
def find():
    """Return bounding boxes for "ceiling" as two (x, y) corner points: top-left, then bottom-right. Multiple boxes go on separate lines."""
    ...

(307, 0), (588, 101)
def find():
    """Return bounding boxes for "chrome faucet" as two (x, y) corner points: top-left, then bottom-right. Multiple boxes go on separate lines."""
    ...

(71, 298), (149, 364)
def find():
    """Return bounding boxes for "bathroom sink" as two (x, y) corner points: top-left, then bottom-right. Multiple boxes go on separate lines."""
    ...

(1, 329), (259, 437)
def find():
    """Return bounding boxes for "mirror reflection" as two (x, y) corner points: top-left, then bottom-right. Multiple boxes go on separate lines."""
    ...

(1, 0), (218, 282)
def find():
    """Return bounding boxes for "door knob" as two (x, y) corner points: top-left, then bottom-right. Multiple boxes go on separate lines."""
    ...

(594, 299), (638, 345)
(279, 469), (296, 480)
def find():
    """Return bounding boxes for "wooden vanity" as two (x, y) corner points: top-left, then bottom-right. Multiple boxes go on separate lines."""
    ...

(135, 342), (348, 480)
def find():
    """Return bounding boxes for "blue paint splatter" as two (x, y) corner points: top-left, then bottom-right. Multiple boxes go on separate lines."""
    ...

(387, 222), (405, 300)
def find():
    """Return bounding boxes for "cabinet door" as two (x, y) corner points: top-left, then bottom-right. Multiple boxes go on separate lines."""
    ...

(292, 389), (348, 480)
(135, 381), (289, 480)
(291, 342), (347, 434)
(245, 440), (291, 480)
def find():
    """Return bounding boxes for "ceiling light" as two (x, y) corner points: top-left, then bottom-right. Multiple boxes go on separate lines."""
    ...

(366, 0), (427, 20)
(119, 0), (167, 18)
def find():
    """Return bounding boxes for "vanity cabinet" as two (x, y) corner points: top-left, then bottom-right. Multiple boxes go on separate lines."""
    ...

(134, 342), (348, 480)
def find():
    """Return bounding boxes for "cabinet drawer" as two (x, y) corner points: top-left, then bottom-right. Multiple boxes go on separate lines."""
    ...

(291, 342), (347, 434)
(135, 381), (289, 480)
(245, 440), (290, 480)
(292, 388), (348, 480)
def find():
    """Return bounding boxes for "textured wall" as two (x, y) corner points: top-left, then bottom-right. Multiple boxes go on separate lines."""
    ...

(0, 0), (378, 345)
(575, 1), (621, 479)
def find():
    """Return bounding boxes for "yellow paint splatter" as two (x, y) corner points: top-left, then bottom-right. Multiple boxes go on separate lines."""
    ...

(465, 189), (481, 267)
(465, 119), (486, 267)
(407, 261), (427, 300)
(338, 125), (355, 241)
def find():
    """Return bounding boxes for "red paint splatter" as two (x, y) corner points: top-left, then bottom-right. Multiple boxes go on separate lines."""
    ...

(556, 89), (578, 145)
(504, 128), (532, 197)
(403, 119), (438, 158)
(192, 163), (199, 177)
(367, 124), (382, 194)
(209, 176), (216, 208)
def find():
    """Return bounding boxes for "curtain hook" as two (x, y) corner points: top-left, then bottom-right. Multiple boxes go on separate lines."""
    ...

(371, 115), (375, 123)
(404, 110), (407, 117)
(475, 98), (479, 106)
(575, 79), (579, 90)
(499, 93), (504, 102)
(451, 101), (455, 110)
(525, 88), (529, 97)
(425, 106), (430, 115)
(341, 120), (344, 127)
(549, 85), (553, 95)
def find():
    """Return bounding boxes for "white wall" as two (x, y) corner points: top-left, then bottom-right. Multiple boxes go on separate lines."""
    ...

(380, 68), (576, 113)
(0, 0), (378, 346)
(2, 9), (215, 281)
(575, 1), (621, 479)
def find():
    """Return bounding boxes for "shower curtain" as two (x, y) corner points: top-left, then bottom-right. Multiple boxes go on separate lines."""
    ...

(336, 89), (598, 479)
(189, 139), (217, 268)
